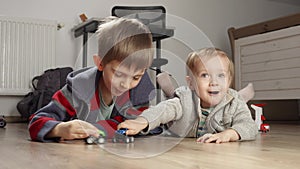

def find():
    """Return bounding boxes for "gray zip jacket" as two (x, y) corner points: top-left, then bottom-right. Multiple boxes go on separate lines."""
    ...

(140, 86), (258, 140)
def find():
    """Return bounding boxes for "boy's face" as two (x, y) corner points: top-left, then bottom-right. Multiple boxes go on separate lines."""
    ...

(188, 55), (231, 108)
(102, 60), (145, 97)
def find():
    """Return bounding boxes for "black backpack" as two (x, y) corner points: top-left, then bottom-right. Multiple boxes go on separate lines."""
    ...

(16, 67), (73, 119)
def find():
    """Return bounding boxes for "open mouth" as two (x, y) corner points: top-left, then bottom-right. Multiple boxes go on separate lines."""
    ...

(208, 91), (219, 95)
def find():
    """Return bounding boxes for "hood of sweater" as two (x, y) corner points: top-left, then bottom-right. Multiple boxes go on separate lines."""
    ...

(66, 66), (155, 106)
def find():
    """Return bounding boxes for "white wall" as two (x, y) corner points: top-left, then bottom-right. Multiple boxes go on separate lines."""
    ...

(1, 0), (300, 116)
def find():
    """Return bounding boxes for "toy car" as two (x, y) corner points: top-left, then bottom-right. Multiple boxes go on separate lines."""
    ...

(112, 128), (134, 143)
(259, 114), (270, 132)
(85, 135), (105, 144)
(0, 115), (6, 128)
(85, 130), (106, 144)
(260, 123), (270, 132)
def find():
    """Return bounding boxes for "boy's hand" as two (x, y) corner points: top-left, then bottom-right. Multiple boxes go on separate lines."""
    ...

(118, 117), (149, 135)
(47, 119), (99, 140)
(197, 129), (240, 144)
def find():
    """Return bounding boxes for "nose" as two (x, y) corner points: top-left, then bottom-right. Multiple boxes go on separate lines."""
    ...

(120, 78), (131, 89)
(209, 75), (218, 86)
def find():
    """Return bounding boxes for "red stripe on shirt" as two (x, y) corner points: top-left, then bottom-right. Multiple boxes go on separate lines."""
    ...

(97, 115), (124, 138)
(115, 91), (130, 106)
(52, 91), (76, 116)
(97, 120), (116, 138)
(126, 108), (142, 116)
(90, 87), (100, 111)
(29, 117), (54, 141)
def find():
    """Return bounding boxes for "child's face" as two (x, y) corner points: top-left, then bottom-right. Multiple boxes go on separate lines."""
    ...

(102, 60), (145, 97)
(189, 55), (231, 108)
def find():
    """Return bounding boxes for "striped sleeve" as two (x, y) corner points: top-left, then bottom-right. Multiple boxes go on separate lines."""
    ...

(28, 89), (76, 142)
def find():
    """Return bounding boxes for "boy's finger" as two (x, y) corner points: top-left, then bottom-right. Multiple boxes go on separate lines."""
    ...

(126, 129), (137, 135)
(85, 129), (99, 137)
(205, 136), (217, 143)
(215, 139), (222, 144)
(197, 135), (209, 143)
(125, 129), (132, 135)
(118, 123), (126, 129)
(74, 133), (89, 139)
(196, 137), (203, 142)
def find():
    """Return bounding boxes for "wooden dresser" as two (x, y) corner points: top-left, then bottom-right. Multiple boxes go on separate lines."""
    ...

(228, 13), (300, 100)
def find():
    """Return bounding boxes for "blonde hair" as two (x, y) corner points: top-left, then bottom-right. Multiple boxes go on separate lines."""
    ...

(96, 17), (153, 70)
(186, 47), (234, 83)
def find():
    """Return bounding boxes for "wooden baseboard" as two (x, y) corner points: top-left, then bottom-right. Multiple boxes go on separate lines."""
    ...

(3, 116), (28, 123)
(266, 120), (300, 124)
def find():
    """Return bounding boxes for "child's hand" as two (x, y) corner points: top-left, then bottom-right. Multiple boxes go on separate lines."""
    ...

(47, 119), (99, 140)
(118, 117), (149, 135)
(197, 133), (213, 143)
(197, 129), (240, 144)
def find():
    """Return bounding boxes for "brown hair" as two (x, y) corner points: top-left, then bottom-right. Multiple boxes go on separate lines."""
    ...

(186, 47), (234, 83)
(96, 17), (153, 70)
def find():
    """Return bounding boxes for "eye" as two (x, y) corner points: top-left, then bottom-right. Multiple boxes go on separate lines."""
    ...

(218, 73), (225, 78)
(114, 71), (123, 77)
(200, 73), (209, 78)
(133, 75), (142, 81)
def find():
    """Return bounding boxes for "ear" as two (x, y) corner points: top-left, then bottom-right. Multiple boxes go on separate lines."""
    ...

(93, 55), (103, 71)
(186, 76), (195, 90)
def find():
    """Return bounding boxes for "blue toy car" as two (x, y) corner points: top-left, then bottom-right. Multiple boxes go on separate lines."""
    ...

(112, 128), (134, 143)
(0, 115), (6, 128)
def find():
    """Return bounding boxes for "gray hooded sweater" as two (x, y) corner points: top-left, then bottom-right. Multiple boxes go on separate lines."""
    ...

(140, 86), (258, 140)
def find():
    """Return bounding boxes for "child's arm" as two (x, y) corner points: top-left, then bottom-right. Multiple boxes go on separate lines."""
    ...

(202, 107), (257, 143)
(28, 89), (99, 142)
(197, 97), (257, 143)
(46, 119), (99, 140)
(118, 116), (149, 135)
(118, 97), (183, 135)
(28, 100), (74, 142)
(229, 103), (258, 141)
(205, 101), (257, 143)
(197, 129), (240, 143)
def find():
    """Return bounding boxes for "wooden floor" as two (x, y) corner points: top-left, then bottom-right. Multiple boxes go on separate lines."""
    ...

(1, 123), (300, 169)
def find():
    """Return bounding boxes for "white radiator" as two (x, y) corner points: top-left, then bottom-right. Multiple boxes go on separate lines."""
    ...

(0, 16), (57, 95)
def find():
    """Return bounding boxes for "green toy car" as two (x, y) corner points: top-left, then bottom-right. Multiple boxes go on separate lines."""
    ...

(85, 130), (106, 144)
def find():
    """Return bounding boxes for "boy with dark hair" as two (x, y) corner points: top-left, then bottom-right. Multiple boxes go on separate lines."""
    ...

(29, 17), (155, 142)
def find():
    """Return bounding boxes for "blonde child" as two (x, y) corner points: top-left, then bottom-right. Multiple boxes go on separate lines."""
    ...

(119, 47), (257, 143)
